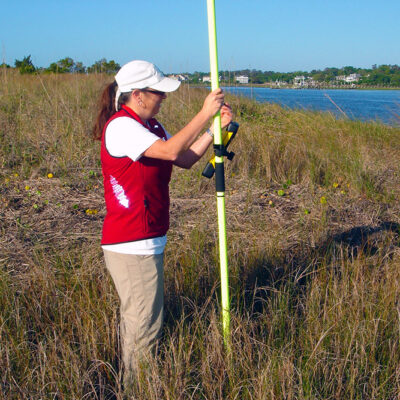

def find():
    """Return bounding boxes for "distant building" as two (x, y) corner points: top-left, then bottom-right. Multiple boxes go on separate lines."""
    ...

(307, 78), (317, 87)
(169, 74), (188, 82)
(235, 75), (249, 84)
(336, 74), (361, 83)
(345, 73), (361, 83)
(202, 76), (211, 83)
(293, 76), (306, 86)
(275, 80), (288, 87)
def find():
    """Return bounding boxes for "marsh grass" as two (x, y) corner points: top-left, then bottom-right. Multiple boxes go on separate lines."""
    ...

(1, 71), (400, 399)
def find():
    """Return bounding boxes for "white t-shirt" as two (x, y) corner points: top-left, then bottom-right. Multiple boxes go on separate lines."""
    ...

(102, 116), (171, 255)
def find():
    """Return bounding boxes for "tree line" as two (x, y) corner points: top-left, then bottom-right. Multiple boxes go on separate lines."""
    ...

(4, 55), (120, 74)
(192, 65), (400, 87)
(3, 56), (400, 87)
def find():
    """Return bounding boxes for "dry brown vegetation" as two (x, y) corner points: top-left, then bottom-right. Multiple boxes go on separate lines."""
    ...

(1, 70), (400, 399)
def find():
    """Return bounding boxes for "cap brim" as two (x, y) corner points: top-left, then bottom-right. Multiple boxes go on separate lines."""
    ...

(149, 77), (181, 92)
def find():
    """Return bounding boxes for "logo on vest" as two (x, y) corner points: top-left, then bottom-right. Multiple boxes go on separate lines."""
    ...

(110, 175), (129, 208)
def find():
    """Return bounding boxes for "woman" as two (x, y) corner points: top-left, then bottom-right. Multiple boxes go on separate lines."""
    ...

(92, 60), (232, 383)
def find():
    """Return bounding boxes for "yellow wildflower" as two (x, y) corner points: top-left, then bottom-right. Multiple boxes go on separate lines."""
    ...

(47, 173), (54, 179)
(320, 196), (327, 205)
(86, 208), (98, 215)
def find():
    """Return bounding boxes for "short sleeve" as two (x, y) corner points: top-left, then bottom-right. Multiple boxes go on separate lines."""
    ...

(105, 117), (161, 161)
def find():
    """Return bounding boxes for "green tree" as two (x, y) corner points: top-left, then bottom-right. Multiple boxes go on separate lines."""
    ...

(46, 62), (58, 73)
(391, 75), (400, 86)
(342, 66), (357, 75)
(14, 55), (36, 74)
(47, 57), (74, 73)
(46, 57), (86, 73)
(312, 72), (325, 82)
(87, 58), (120, 74)
(250, 69), (266, 84)
(58, 57), (74, 72)
(73, 61), (86, 73)
(322, 67), (339, 82)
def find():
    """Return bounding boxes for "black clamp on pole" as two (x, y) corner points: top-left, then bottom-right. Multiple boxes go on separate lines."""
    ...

(213, 143), (234, 159)
(202, 122), (239, 179)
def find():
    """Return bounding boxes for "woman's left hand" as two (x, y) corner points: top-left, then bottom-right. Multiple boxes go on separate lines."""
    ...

(220, 103), (233, 129)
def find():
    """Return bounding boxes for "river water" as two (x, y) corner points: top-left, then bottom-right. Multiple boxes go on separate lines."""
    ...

(223, 87), (400, 126)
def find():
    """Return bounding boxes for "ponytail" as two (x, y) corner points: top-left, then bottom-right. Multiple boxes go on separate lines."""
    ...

(92, 81), (118, 140)
(92, 81), (133, 140)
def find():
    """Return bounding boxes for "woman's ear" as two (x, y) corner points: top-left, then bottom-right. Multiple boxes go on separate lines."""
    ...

(131, 89), (145, 108)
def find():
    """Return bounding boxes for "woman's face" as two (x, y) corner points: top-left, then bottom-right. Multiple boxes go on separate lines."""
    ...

(140, 89), (167, 118)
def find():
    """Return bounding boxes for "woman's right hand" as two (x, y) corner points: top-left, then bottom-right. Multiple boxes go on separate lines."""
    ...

(201, 88), (225, 118)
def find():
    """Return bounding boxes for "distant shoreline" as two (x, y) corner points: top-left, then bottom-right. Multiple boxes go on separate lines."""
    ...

(191, 83), (400, 126)
(190, 83), (400, 91)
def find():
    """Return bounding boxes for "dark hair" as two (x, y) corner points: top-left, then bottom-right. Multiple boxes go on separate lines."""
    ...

(92, 81), (132, 140)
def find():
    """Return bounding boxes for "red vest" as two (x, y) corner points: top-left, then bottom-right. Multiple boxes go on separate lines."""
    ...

(101, 105), (173, 245)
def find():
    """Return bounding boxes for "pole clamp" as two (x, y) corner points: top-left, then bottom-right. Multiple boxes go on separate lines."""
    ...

(213, 144), (235, 160)
(202, 121), (239, 179)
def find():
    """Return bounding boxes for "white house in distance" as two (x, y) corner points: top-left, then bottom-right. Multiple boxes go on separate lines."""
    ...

(345, 73), (361, 83)
(336, 73), (361, 83)
(236, 75), (249, 84)
(293, 76), (319, 87)
(169, 74), (188, 82)
(294, 76), (306, 86)
(275, 80), (288, 87)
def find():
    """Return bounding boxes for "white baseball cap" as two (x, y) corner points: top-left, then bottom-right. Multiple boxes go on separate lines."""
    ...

(114, 60), (180, 110)
(117, 59), (180, 90)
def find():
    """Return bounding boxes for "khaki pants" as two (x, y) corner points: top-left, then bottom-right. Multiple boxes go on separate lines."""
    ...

(103, 250), (164, 382)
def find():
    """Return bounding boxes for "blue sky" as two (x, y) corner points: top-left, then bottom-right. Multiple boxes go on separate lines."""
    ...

(1, 0), (399, 73)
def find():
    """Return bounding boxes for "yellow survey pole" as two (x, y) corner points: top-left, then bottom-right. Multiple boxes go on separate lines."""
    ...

(206, 0), (230, 349)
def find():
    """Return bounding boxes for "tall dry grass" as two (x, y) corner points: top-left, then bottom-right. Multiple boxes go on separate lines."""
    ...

(1, 70), (400, 399)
